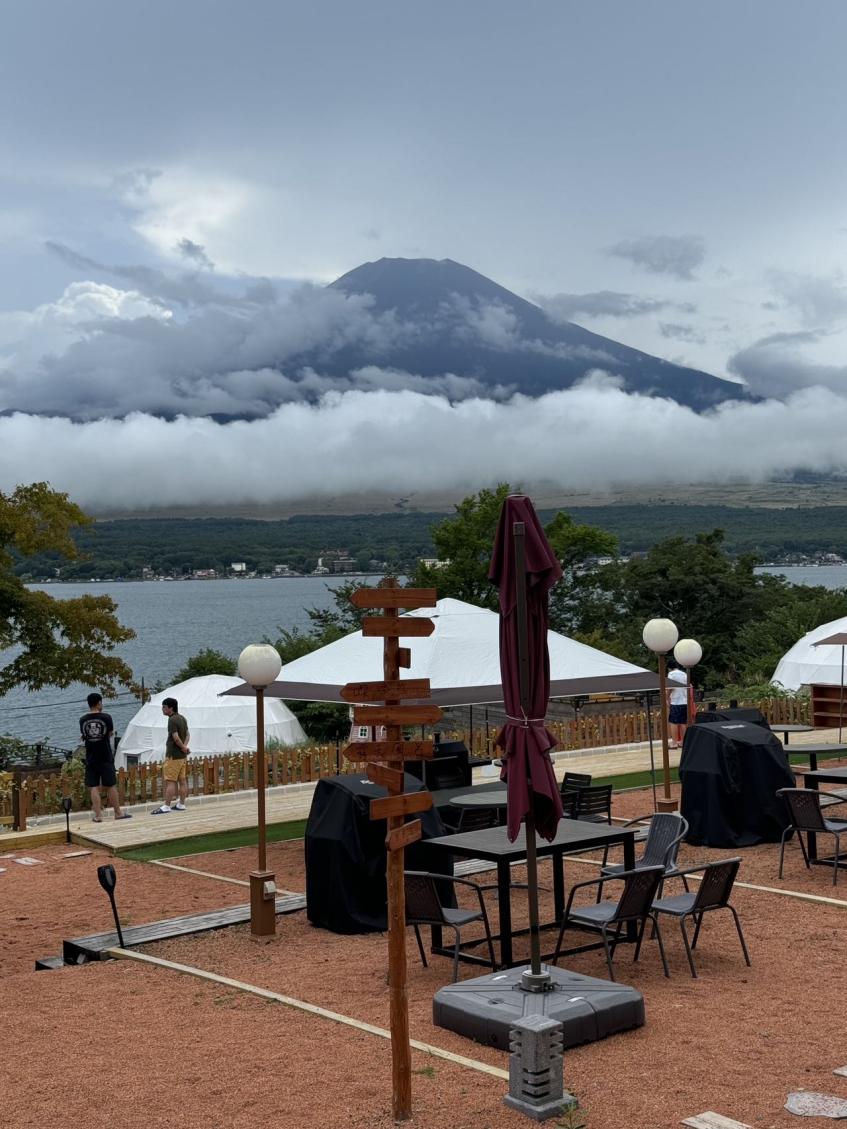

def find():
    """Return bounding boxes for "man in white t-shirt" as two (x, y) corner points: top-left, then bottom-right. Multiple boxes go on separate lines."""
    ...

(667, 666), (689, 749)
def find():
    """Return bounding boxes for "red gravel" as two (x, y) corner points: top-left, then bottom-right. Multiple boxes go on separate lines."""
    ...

(4, 781), (847, 1128)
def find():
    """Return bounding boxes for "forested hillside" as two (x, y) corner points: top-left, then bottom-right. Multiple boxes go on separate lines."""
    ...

(15, 504), (847, 580)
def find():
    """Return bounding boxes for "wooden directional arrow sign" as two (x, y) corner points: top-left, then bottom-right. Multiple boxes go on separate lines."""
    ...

(370, 792), (432, 821)
(340, 678), (431, 704)
(387, 819), (422, 852)
(350, 587), (437, 610)
(362, 617), (435, 639)
(343, 740), (434, 763)
(352, 705), (442, 728)
(366, 763), (405, 790)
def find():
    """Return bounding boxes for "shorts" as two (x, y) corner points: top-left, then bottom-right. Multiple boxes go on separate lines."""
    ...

(668, 704), (688, 725)
(163, 757), (187, 783)
(85, 755), (117, 789)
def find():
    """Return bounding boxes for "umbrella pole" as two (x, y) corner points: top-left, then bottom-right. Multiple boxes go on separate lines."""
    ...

(514, 523), (545, 985)
(645, 692), (658, 811)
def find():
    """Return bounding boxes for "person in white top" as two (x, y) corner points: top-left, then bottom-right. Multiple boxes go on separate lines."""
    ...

(666, 666), (689, 749)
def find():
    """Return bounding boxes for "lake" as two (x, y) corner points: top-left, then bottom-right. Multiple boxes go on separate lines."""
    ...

(2, 576), (379, 746)
(3, 565), (846, 747)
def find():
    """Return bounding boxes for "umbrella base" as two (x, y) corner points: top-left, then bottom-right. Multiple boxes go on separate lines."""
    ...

(433, 965), (644, 1051)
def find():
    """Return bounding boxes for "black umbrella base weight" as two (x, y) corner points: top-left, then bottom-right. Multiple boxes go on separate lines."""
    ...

(433, 965), (644, 1051)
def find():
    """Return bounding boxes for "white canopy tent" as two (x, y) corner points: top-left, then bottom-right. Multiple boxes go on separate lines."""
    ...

(771, 615), (847, 691)
(115, 675), (306, 769)
(223, 597), (657, 706)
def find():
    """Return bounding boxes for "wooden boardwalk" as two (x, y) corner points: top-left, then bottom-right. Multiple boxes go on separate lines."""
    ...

(59, 892), (307, 966)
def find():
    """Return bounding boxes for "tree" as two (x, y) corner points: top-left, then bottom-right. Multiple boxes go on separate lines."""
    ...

(0, 482), (134, 694)
(173, 648), (235, 682)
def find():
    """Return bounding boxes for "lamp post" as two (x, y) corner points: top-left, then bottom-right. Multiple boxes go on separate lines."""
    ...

(238, 643), (282, 938)
(673, 637), (703, 732)
(643, 618), (679, 812)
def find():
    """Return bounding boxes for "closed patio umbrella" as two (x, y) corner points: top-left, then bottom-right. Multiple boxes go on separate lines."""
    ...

(489, 494), (563, 984)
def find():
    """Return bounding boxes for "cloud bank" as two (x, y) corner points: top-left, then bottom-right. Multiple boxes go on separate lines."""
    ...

(2, 383), (847, 512)
(607, 234), (706, 280)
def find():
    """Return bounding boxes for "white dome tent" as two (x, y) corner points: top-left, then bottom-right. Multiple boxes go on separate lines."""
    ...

(771, 616), (847, 692)
(115, 675), (306, 769)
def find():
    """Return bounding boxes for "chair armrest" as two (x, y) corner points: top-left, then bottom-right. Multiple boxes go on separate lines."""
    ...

(662, 856), (742, 879)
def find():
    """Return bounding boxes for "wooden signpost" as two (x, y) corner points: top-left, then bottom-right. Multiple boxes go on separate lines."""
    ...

(340, 580), (441, 1123)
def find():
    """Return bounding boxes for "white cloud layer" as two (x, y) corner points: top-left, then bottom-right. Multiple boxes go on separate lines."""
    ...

(2, 383), (847, 512)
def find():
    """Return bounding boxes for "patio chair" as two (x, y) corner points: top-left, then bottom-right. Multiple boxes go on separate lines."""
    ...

(561, 770), (593, 792)
(551, 865), (669, 981)
(776, 787), (847, 886)
(596, 812), (690, 900)
(404, 870), (497, 982)
(573, 783), (613, 824)
(651, 857), (751, 978)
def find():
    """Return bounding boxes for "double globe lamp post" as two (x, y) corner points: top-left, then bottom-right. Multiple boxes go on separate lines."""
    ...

(642, 618), (702, 813)
(238, 643), (282, 938)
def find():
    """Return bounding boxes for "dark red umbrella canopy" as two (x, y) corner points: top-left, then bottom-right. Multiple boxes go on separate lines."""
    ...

(488, 495), (564, 842)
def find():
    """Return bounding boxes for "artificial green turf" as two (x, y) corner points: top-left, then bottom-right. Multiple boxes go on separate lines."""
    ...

(119, 818), (308, 862)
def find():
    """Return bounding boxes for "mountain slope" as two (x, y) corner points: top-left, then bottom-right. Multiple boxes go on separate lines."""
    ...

(326, 257), (747, 410)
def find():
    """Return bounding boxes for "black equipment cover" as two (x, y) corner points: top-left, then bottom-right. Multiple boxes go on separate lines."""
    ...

(305, 772), (453, 934)
(694, 707), (770, 730)
(680, 721), (794, 847)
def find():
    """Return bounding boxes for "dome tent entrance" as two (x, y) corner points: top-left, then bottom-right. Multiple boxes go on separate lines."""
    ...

(115, 675), (306, 769)
(772, 616), (847, 691)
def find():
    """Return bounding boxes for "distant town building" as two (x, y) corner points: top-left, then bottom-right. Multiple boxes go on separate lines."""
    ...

(230, 562), (247, 573)
(418, 558), (448, 569)
(332, 557), (357, 573)
(192, 569), (217, 579)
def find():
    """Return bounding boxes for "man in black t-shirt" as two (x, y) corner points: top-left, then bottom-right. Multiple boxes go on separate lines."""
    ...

(79, 692), (130, 822)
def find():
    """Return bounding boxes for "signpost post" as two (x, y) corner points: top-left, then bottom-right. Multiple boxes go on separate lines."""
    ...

(341, 581), (440, 1123)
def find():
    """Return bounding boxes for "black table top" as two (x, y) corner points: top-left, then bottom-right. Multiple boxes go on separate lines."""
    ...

(795, 743), (847, 755)
(449, 789), (508, 808)
(772, 724), (815, 733)
(426, 818), (634, 861)
(804, 766), (847, 783)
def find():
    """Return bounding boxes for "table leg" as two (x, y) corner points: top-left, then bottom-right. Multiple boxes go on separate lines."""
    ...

(553, 848), (565, 920)
(809, 752), (818, 772)
(623, 833), (637, 941)
(805, 776), (819, 862)
(498, 858), (513, 968)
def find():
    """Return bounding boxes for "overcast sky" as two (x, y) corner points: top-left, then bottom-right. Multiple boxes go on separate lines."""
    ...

(2, 0), (847, 507)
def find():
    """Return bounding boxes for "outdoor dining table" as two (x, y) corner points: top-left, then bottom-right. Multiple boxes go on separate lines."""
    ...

(771, 723), (815, 745)
(802, 765), (847, 867)
(794, 743), (847, 772)
(424, 818), (636, 969)
(448, 788), (508, 810)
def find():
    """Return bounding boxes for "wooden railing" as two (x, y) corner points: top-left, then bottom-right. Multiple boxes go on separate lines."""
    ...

(0, 696), (811, 826)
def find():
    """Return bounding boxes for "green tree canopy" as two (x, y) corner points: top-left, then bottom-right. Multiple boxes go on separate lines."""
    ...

(0, 482), (134, 694)
(173, 647), (236, 682)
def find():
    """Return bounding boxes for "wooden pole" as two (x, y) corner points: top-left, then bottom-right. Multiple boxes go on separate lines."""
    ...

(656, 654), (677, 812)
(382, 581), (412, 1122)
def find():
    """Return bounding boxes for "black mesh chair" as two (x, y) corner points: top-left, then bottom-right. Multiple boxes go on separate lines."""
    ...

(597, 812), (689, 900)
(404, 870), (497, 982)
(573, 783), (613, 824)
(651, 857), (751, 978)
(562, 771), (592, 791)
(551, 865), (669, 981)
(776, 787), (847, 886)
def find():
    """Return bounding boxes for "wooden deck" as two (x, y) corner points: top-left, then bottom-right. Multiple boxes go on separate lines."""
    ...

(59, 891), (307, 966)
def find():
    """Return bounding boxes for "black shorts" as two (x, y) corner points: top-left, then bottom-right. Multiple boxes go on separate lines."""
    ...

(668, 704), (688, 725)
(85, 755), (117, 788)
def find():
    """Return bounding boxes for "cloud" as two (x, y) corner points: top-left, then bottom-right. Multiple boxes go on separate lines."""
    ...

(176, 239), (215, 270)
(659, 322), (706, 344)
(729, 330), (847, 398)
(535, 290), (671, 321)
(766, 270), (847, 327)
(3, 384), (847, 512)
(607, 235), (706, 280)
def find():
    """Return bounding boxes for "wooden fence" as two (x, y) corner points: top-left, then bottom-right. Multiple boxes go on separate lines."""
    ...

(0, 696), (811, 826)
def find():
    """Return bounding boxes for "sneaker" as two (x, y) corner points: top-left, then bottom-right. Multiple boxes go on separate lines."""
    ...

(91, 815), (103, 823)
(150, 805), (171, 815)
(115, 812), (132, 820)
(172, 802), (186, 811)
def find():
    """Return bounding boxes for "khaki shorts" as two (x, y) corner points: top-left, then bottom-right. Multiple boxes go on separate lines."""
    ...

(163, 757), (187, 783)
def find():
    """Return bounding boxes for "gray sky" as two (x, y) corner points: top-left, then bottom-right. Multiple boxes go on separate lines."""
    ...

(2, 0), (847, 507)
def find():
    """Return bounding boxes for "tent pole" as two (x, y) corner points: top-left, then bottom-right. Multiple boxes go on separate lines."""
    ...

(840, 645), (845, 744)
(514, 523), (544, 983)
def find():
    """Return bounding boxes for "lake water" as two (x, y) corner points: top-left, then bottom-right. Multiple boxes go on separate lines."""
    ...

(3, 566), (846, 747)
(2, 576), (378, 746)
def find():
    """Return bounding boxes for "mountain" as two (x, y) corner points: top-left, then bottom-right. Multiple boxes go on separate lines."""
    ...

(325, 257), (748, 410)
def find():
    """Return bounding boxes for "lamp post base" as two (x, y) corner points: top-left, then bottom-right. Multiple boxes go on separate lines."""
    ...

(249, 870), (277, 937)
(656, 796), (679, 813)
